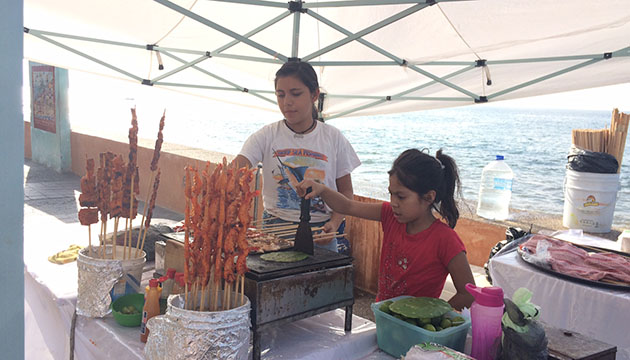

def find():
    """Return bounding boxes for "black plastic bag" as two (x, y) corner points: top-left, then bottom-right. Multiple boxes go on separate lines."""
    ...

(484, 227), (530, 284)
(566, 146), (618, 173)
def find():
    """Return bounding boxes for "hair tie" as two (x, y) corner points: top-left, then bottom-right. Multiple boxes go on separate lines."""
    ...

(435, 157), (445, 170)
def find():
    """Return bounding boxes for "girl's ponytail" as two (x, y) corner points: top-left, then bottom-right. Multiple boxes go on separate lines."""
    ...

(435, 149), (461, 228)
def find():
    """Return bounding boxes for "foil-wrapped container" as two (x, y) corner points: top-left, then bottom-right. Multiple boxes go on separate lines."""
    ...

(76, 246), (145, 317)
(145, 291), (251, 360)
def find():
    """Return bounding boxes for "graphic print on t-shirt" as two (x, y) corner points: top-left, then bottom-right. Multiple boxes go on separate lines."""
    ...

(272, 148), (328, 213)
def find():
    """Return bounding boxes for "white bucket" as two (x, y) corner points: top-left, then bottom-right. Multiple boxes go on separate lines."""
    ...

(562, 169), (620, 233)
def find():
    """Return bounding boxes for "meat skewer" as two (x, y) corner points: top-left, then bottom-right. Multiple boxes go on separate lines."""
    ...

(123, 108), (139, 259)
(79, 157), (98, 256)
(181, 159), (257, 311)
(136, 111), (166, 256)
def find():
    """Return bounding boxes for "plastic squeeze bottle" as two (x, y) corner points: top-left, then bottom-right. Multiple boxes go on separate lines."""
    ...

(465, 283), (504, 360)
(141, 278), (161, 343)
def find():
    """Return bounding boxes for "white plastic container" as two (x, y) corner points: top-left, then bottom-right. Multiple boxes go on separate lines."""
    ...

(476, 155), (513, 220)
(562, 169), (620, 233)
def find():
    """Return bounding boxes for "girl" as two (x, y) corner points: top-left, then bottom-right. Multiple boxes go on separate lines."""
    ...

(297, 148), (475, 310)
(233, 61), (361, 253)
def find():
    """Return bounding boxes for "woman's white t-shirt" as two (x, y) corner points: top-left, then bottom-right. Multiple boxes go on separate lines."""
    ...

(239, 120), (361, 223)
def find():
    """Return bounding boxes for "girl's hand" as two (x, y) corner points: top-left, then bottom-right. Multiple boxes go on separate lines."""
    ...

(296, 179), (324, 199)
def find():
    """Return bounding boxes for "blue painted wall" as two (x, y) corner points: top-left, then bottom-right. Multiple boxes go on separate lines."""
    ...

(0, 0), (25, 358)
(29, 62), (71, 172)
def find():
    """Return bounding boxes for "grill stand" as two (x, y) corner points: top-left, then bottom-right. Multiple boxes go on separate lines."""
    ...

(245, 263), (354, 360)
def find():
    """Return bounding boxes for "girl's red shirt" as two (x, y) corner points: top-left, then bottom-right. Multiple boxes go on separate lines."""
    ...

(376, 202), (466, 301)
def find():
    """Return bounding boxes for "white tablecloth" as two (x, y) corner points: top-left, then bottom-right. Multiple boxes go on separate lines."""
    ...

(489, 248), (630, 360)
(25, 259), (383, 360)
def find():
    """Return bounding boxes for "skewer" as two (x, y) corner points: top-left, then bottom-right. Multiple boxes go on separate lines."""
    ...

(126, 171), (136, 260)
(185, 282), (189, 310)
(258, 222), (296, 229)
(272, 226), (324, 237)
(226, 283), (232, 311)
(252, 215), (278, 224)
(314, 232), (347, 241)
(135, 171), (156, 256)
(240, 275), (245, 306)
(112, 217), (120, 259)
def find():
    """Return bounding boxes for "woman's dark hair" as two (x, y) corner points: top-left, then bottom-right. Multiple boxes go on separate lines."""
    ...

(275, 61), (321, 120)
(388, 148), (462, 228)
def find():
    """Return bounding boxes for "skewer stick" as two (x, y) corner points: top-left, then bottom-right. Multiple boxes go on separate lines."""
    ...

(252, 215), (278, 224)
(112, 217), (120, 259)
(200, 285), (206, 312)
(87, 224), (93, 257)
(126, 171), (136, 260)
(185, 282), (189, 310)
(194, 282), (198, 310)
(122, 217), (129, 260)
(258, 222), (297, 229)
(240, 275), (245, 306)
(230, 282), (232, 310)
(212, 280), (219, 311)
(135, 172), (156, 256)
(272, 226), (324, 237)
(261, 224), (299, 232)
(135, 224), (149, 258)
(314, 232), (347, 241)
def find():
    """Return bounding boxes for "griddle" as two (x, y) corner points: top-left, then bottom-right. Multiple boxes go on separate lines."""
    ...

(246, 247), (352, 280)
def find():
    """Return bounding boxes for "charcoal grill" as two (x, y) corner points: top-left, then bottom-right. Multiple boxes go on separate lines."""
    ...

(245, 247), (354, 360)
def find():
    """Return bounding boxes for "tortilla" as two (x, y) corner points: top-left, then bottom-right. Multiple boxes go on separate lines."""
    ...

(260, 250), (309, 263)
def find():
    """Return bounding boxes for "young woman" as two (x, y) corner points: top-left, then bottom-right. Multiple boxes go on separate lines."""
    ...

(297, 148), (475, 310)
(233, 61), (360, 253)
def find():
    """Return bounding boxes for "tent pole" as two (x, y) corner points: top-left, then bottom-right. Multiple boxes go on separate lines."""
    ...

(154, 0), (288, 62)
(487, 58), (602, 100)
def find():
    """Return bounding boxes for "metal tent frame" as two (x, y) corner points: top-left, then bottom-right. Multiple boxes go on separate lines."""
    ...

(24, 0), (630, 120)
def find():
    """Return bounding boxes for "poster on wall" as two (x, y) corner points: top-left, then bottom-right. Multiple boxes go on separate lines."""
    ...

(31, 64), (57, 133)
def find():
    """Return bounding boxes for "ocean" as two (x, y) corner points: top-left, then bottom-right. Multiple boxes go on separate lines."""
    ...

(61, 72), (630, 229)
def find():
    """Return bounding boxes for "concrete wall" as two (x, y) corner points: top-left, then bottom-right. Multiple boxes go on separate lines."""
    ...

(70, 130), (234, 214)
(29, 64), (71, 172)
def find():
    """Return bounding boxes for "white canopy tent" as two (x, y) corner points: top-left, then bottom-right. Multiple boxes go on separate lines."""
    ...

(23, 0), (630, 120)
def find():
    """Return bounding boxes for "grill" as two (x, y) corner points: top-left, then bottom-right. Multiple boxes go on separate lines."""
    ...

(244, 247), (354, 360)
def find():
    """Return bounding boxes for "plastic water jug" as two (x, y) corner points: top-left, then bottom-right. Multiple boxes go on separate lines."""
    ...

(477, 155), (513, 220)
(466, 283), (504, 360)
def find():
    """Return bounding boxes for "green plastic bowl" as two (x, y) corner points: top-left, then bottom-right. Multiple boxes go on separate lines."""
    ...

(111, 293), (144, 327)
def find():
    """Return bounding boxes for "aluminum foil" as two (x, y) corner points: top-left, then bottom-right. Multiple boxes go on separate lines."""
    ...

(145, 291), (251, 360)
(76, 246), (123, 317)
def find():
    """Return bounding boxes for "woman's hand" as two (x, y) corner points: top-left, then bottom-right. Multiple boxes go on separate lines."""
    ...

(323, 217), (341, 234)
(296, 179), (325, 199)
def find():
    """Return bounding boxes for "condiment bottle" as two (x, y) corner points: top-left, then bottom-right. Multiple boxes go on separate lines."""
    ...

(141, 278), (161, 343)
(163, 268), (176, 297)
(465, 283), (504, 360)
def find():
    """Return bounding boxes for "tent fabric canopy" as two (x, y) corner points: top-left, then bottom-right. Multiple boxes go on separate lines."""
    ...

(24, 0), (630, 119)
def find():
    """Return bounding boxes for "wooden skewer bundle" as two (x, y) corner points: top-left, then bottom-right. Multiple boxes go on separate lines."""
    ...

(183, 158), (258, 312)
(572, 108), (629, 173)
(77, 108), (165, 260)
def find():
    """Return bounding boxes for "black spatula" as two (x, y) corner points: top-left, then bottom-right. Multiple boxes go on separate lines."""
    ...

(293, 187), (314, 255)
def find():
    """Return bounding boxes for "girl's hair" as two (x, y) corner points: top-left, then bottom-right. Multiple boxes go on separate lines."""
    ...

(388, 148), (462, 228)
(275, 61), (321, 120)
